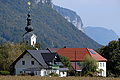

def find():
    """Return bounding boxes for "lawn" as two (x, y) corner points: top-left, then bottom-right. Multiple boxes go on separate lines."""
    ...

(0, 76), (119, 80)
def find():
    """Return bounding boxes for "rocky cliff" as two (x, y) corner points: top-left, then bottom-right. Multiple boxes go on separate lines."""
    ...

(53, 5), (84, 31)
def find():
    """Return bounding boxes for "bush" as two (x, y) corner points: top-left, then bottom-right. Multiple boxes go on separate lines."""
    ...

(0, 71), (10, 75)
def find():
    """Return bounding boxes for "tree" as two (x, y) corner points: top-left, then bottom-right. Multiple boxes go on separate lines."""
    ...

(59, 55), (75, 76)
(60, 55), (72, 68)
(0, 42), (35, 71)
(82, 55), (98, 76)
(97, 39), (120, 77)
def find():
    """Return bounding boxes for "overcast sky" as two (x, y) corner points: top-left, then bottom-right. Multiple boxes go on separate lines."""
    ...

(52, 0), (120, 37)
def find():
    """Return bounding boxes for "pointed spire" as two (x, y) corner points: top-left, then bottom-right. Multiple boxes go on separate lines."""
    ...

(25, 1), (33, 32)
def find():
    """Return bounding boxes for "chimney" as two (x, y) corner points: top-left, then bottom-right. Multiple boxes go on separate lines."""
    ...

(64, 46), (67, 48)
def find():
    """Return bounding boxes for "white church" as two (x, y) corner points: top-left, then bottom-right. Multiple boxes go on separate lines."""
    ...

(23, 13), (37, 47)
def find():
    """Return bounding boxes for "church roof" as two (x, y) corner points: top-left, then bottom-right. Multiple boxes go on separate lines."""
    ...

(23, 32), (37, 39)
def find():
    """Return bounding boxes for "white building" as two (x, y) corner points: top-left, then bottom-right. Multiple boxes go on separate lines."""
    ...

(10, 50), (68, 77)
(23, 32), (37, 47)
(23, 13), (37, 47)
(48, 48), (107, 77)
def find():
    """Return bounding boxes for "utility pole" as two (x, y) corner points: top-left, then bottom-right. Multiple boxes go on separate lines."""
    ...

(75, 50), (76, 76)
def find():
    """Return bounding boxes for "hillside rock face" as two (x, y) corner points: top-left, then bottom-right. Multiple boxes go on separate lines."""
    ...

(0, 0), (101, 49)
(53, 5), (84, 31)
(34, 0), (52, 5)
(84, 26), (119, 45)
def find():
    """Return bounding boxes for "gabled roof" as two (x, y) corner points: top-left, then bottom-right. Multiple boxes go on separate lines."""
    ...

(48, 48), (107, 61)
(27, 50), (49, 68)
(11, 50), (60, 68)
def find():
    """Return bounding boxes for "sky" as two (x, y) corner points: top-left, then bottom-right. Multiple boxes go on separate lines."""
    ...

(52, 0), (120, 37)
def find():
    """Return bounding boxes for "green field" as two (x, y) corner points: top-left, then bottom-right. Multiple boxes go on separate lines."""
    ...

(0, 76), (119, 80)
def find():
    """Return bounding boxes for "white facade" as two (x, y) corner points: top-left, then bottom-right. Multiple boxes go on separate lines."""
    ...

(98, 62), (106, 77)
(23, 33), (37, 47)
(31, 34), (37, 46)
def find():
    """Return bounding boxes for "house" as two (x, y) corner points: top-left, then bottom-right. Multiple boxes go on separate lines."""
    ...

(10, 50), (68, 77)
(48, 48), (107, 77)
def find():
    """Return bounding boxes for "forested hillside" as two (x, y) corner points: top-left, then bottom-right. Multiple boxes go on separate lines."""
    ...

(0, 0), (101, 49)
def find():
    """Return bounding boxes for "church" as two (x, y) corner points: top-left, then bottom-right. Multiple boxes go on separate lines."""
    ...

(23, 13), (37, 47)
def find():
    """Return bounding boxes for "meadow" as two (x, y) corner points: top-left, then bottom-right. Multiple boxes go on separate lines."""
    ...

(0, 76), (120, 80)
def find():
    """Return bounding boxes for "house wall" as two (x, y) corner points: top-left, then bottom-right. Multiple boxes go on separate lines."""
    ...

(98, 62), (106, 77)
(15, 53), (42, 75)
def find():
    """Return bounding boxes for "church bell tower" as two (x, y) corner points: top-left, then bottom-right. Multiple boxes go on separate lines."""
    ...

(23, 1), (37, 47)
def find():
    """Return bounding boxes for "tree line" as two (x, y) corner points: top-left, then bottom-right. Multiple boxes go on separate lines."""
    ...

(0, 38), (120, 77)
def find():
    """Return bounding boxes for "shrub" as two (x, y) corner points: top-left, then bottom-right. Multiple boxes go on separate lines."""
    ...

(0, 71), (10, 75)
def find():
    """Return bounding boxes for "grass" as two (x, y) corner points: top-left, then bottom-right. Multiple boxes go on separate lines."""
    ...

(0, 76), (120, 80)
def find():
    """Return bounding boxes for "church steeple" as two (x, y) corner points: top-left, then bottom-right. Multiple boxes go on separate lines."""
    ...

(23, 1), (37, 47)
(25, 13), (33, 32)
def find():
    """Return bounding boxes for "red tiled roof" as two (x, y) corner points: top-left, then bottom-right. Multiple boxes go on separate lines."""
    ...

(88, 49), (107, 61)
(49, 48), (107, 62)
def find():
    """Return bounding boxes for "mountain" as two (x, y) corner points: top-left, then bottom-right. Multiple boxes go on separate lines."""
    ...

(0, 0), (101, 49)
(84, 26), (119, 45)
(53, 5), (84, 31)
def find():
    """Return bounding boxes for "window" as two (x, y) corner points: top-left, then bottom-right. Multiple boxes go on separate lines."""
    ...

(20, 71), (22, 74)
(31, 61), (34, 65)
(22, 61), (25, 65)
(89, 50), (96, 54)
(33, 41), (34, 45)
(103, 63), (104, 67)
(26, 41), (28, 44)
(100, 63), (102, 67)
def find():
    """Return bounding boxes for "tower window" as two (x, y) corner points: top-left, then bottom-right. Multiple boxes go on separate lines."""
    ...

(22, 61), (25, 65)
(31, 61), (34, 65)
(33, 41), (34, 45)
